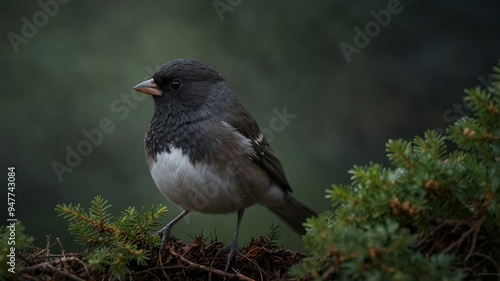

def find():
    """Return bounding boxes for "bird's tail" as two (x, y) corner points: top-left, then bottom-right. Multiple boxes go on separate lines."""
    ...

(261, 190), (317, 235)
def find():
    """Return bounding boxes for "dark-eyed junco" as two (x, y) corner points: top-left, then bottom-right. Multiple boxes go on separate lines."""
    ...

(133, 59), (317, 272)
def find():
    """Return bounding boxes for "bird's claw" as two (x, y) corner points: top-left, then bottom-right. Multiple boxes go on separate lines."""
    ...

(216, 239), (244, 274)
(156, 225), (173, 252)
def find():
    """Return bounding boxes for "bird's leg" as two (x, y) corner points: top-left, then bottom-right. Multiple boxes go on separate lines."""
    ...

(216, 209), (245, 274)
(157, 210), (189, 251)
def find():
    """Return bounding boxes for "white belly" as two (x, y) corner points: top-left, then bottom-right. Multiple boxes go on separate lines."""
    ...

(149, 148), (247, 213)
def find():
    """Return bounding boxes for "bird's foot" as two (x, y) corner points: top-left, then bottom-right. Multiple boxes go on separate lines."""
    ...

(216, 238), (244, 274)
(156, 225), (174, 252)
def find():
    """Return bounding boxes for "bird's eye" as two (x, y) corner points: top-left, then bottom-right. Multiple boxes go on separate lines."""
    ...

(170, 79), (182, 90)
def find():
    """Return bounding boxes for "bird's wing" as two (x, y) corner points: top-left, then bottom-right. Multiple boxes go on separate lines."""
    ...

(226, 103), (292, 192)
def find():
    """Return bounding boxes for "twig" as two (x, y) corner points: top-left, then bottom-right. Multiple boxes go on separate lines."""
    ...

(473, 252), (500, 270)
(20, 257), (87, 281)
(167, 247), (255, 281)
(56, 237), (69, 272)
(56, 237), (66, 258)
(441, 217), (482, 254)
(465, 215), (486, 261)
(46, 234), (51, 256)
(245, 255), (264, 281)
(156, 250), (171, 281)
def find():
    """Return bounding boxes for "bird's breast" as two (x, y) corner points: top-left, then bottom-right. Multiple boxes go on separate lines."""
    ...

(149, 147), (253, 214)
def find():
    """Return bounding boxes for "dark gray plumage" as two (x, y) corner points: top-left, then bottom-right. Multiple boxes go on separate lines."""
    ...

(134, 58), (317, 273)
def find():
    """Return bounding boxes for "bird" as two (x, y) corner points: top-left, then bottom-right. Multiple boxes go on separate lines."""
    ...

(133, 58), (317, 272)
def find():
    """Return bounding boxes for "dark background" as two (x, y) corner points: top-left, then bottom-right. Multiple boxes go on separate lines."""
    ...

(2, 0), (500, 250)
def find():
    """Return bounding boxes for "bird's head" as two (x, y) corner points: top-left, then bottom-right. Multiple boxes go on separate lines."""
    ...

(133, 59), (234, 117)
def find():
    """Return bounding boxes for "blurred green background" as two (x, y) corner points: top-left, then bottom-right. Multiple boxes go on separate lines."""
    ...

(2, 1), (500, 250)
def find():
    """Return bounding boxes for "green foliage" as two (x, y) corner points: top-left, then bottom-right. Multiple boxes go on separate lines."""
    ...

(55, 195), (167, 279)
(0, 221), (34, 279)
(264, 223), (283, 248)
(293, 63), (500, 280)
